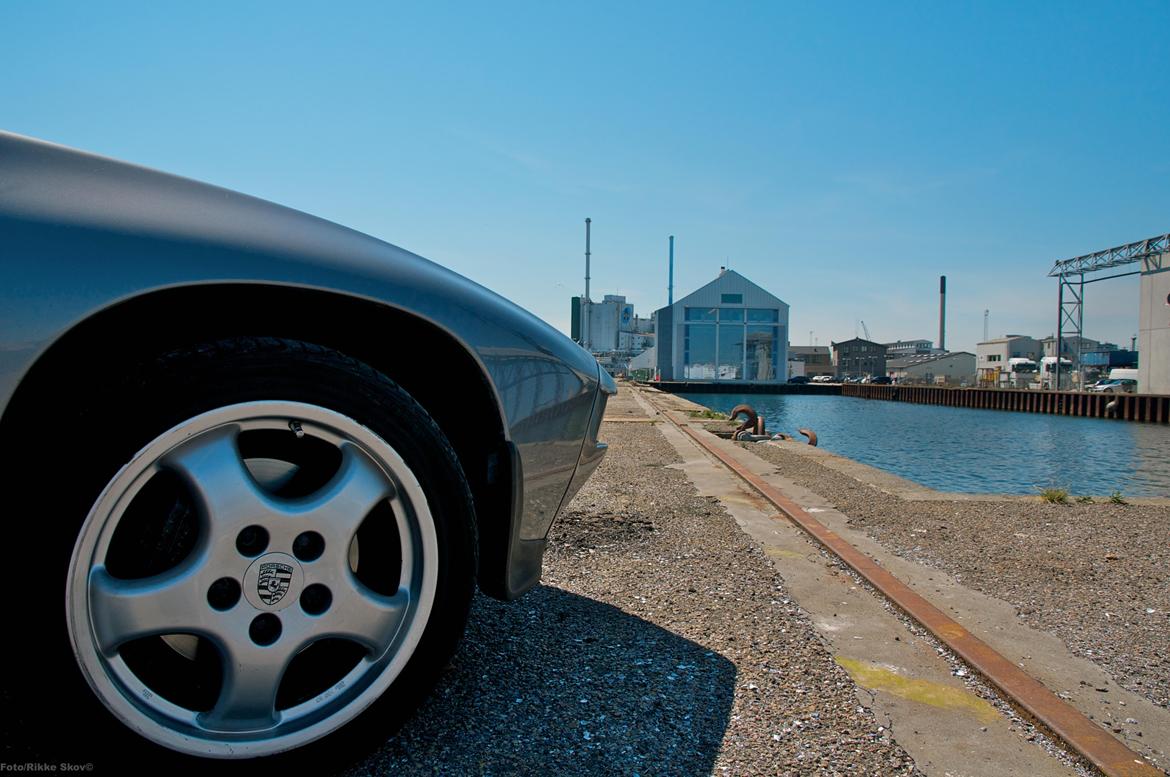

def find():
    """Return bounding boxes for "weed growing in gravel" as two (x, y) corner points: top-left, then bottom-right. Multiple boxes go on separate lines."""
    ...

(686, 408), (726, 420)
(1075, 495), (1094, 504)
(1038, 487), (1069, 504)
(1109, 490), (1128, 505)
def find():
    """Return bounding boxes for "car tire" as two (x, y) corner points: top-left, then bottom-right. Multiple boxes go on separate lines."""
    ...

(8, 337), (477, 771)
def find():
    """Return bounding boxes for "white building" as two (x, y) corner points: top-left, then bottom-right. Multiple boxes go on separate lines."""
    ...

(653, 269), (789, 383)
(887, 351), (976, 386)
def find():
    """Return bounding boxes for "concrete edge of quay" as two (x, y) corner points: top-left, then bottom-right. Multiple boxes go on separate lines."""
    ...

(629, 382), (1167, 777)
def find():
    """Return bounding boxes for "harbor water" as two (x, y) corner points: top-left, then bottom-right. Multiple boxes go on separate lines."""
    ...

(682, 393), (1170, 497)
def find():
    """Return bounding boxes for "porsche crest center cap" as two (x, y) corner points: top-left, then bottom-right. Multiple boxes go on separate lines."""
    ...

(243, 553), (304, 612)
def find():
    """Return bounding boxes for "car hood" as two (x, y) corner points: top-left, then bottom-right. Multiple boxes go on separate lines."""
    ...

(0, 131), (602, 399)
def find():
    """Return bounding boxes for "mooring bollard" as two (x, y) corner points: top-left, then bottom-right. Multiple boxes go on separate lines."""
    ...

(729, 403), (758, 435)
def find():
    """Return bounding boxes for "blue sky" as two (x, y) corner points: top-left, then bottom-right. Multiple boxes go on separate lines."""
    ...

(3, 1), (1167, 353)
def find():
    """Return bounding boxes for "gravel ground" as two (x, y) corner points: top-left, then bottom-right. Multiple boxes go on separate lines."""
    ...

(740, 439), (1170, 715)
(351, 415), (920, 775)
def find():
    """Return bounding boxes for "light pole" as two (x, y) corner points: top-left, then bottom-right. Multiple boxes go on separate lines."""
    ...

(583, 217), (591, 352)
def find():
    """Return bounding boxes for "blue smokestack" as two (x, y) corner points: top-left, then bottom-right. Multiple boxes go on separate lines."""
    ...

(668, 235), (674, 306)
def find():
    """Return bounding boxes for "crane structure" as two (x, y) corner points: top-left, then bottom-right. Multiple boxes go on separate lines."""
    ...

(860, 320), (872, 341)
(1048, 233), (1168, 389)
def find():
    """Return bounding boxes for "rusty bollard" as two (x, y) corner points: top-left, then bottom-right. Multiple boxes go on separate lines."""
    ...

(729, 404), (757, 434)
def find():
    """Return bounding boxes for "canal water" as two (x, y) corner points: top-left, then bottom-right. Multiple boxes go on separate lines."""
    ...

(681, 393), (1170, 497)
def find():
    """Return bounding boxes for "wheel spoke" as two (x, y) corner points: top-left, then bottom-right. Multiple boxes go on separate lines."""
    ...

(318, 574), (410, 655)
(202, 641), (293, 731)
(89, 562), (214, 653)
(163, 426), (281, 537)
(297, 443), (394, 546)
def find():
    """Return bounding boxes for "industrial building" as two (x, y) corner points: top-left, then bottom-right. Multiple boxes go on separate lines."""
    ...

(832, 338), (887, 379)
(1037, 335), (1140, 384)
(976, 335), (1041, 387)
(571, 294), (653, 351)
(653, 269), (789, 382)
(788, 345), (833, 378)
(886, 351), (976, 386)
(976, 333), (1139, 388)
(884, 339), (936, 358)
(1081, 349), (1139, 382)
(570, 294), (654, 377)
(1038, 335), (1106, 362)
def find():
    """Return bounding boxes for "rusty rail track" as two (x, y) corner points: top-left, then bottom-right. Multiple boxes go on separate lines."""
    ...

(639, 388), (1161, 777)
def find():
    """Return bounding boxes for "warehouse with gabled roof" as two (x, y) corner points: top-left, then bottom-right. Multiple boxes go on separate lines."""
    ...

(653, 268), (789, 382)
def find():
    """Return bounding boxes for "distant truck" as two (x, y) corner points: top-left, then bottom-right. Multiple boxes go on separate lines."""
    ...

(1039, 356), (1072, 389)
(1008, 357), (1039, 373)
(1007, 357), (1039, 388)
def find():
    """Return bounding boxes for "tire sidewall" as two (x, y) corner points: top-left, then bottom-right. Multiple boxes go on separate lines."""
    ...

(11, 339), (477, 773)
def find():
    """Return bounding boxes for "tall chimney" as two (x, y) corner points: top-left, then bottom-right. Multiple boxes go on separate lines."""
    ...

(938, 275), (947, 351)
(668, 235), (674, 306)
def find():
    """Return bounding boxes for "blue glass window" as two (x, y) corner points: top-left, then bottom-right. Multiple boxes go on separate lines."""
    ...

(684, 324), (717, 379)
(746, 325), (777, 380)
(717, 325), (744, 380)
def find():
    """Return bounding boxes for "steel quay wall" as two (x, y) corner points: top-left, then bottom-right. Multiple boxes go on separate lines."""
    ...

(648, 381), (839, 396)
(642, 381), (1169, 423)
(843, 384), (1170, 424)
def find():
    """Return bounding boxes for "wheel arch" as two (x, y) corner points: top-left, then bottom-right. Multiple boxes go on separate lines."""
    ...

(0, 283), (519, 599)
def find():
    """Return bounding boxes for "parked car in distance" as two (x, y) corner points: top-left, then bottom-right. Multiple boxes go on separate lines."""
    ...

(1088, 378), (1137, 394)
(810, 374), (835, 383)
(787, 375), (810, 384)
(0, 132), (615, 769)
(870, 376), (893, 384)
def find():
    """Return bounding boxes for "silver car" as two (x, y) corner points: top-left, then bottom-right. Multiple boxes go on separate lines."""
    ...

(0, 132), (614, 766)
(1087, 378), (1137, 394)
